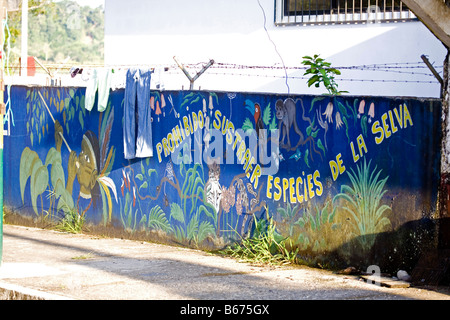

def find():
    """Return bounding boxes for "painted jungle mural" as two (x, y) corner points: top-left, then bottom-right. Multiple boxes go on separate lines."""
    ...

(3, 85), (442, 270)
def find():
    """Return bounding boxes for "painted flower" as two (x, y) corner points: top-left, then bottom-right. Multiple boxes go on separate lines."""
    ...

(358, 100), (366, 119)
(220, 185), (236, 214)
(236, 193), (243, 216)
(323, 102), (333, 123)
(209, 94), (214, 116)
(336, 112), (343, 130)
(121, 169), (131, 196)
(161, 94), (166, 117)
(150, 96), (155, 111)
(368, 102), (375, 123)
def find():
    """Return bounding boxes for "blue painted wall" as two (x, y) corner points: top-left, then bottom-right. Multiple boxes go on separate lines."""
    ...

(3, 85), (442, 270)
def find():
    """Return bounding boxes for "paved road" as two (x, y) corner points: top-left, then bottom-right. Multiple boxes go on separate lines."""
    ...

(0, 224), (449, 303)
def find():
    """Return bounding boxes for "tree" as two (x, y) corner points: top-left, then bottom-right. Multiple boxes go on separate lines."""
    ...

(5, 0), (104, 70)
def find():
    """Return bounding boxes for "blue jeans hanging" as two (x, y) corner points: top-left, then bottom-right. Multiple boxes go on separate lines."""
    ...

(123, 68), (153, 160)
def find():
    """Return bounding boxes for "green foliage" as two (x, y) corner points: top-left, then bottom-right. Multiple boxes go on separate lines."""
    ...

(119, 191), (138, 233)
(7, 0), (104, 66)
(140, 205), (172, 234)
(276, 202), (299, 238)
(333, 159), (391, 251)
(165, 157), (217, 245)
(20, 148), (48, 215)
(262, 103), (271, 126)
(242, 118), (254, 133)
(222, 217), (298, 266)
(302, 55), (348, 96)
(53, 191), (84, 234)
(295, 202), (337, 252)
(55, 203), (85, 234)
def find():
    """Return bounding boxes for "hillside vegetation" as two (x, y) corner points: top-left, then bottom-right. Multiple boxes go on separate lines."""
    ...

(7, 0), (104, 71)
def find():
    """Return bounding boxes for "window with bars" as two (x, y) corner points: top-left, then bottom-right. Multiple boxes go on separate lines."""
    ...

(275, 0), (417, 25)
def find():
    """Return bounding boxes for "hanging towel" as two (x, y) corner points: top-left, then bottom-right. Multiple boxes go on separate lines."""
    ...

(124, 68), (153, 160)
(97, 68), (112, 112)
(85, 69), (98, 112)
(84, 68), (112, 112)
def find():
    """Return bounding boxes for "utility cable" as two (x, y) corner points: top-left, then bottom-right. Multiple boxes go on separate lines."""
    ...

(256, 0), (290, 95)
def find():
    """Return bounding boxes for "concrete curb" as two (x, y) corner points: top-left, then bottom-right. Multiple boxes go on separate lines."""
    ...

(0, 281), (73, 300)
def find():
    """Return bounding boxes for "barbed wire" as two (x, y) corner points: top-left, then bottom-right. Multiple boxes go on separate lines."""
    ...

(5, 60), (443, 85)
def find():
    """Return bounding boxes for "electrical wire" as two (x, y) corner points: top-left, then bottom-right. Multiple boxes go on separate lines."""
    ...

(256, 0), (290, 95)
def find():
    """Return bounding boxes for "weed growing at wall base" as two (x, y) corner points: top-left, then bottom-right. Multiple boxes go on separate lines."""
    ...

(221, 215), (299, 266)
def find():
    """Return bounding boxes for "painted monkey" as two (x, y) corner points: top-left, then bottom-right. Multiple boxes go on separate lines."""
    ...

(275, 98), (304, 149)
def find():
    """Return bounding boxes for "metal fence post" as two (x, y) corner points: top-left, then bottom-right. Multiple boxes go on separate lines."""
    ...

(0, 0), (5, 267)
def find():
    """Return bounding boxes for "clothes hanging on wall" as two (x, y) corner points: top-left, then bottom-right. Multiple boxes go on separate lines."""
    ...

(123, 68), (153, 160)
(85, 68), (113, 112)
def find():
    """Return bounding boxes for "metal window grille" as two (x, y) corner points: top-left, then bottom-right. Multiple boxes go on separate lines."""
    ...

(275, 0), (417, 26)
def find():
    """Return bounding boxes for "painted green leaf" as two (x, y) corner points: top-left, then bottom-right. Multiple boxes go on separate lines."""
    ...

(141, 161), (145, 175)
(50, 163), (65, 190)
(197, 221), (215, 243)
(170, 203), (184, 224)
(139, 181), (148, 191)
(242, 118), (254, 133)
(20, 148), (39, 203)
(79, 110), (84, 129)
(30, 165), (49, 215)
(186, 212), (199, 241)
(304, 149), (310, 168)
(263, 104), (271, 126)
(269, 116), (277, 131)
(147, 205), (172, 233)
(317, 139), (326, 155)
(148, 169), (157, 178)
(56, 184), (75, 214)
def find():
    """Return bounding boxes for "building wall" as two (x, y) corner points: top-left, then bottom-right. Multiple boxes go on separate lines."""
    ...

(4, 85), (442, 271)
(105, 0), (447, 98)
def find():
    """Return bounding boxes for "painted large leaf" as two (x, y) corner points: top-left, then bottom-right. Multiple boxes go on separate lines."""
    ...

(55, 180), (75, 214)
(20, 148), (39, 203)
(30, 165), (49, 215)
(170, 203), (184, 224)
(147, 205), (172, 233)
(197, 221), (215, 243)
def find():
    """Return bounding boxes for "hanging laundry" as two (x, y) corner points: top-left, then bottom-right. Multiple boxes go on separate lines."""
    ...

(85, 69), (98, 111)
(69, 67), (83, 78)
(97, 69), (112, 112)
(84, 68), (112, 112)
(123, 68), (153, 160)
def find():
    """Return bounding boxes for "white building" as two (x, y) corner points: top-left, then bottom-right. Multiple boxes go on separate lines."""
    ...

(104, 0), (447, 98)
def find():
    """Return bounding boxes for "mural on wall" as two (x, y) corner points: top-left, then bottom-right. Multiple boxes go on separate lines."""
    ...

(4, 85), (441, 267)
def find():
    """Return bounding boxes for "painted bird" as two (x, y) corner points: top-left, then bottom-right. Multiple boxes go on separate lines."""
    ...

(244, 100), (265, 139)
(245, 99), (267, 164)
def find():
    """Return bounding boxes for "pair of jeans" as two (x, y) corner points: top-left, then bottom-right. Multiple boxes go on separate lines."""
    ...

(123, 68), (153, 160)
